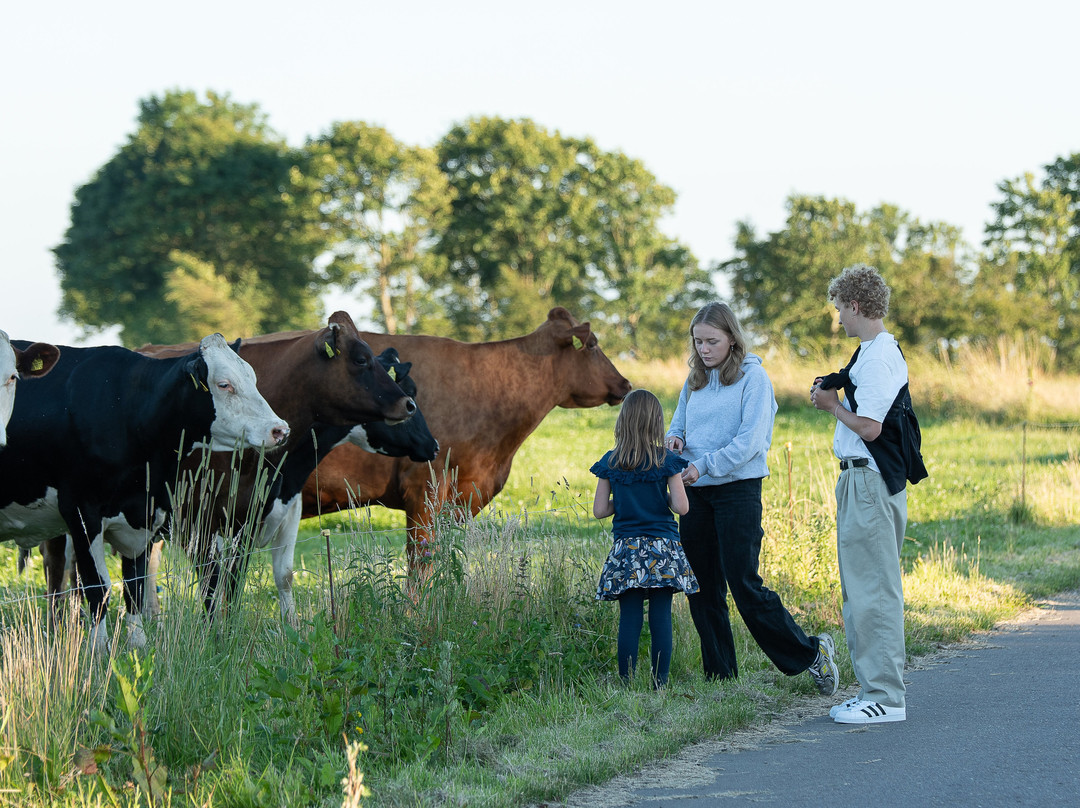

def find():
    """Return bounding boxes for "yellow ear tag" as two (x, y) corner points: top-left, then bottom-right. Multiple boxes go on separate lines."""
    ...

(388, 366), (397, 381)
(324, 342), (336, 358)
(31, 357), (44, 372)
(572, 335), (584, 350)
(190, 373), (199, 388)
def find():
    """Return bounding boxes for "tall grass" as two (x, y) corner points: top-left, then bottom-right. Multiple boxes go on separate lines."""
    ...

(1, 336), (1079, 806)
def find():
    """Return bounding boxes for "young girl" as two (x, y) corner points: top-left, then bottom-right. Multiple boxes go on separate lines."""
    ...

(592, 389), (698, 687)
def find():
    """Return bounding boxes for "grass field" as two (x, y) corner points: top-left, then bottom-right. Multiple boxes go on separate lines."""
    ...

(2, 340), (1079, 807)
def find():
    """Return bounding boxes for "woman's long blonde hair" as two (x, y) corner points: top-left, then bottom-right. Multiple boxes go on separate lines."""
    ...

(610, 389), (666, 471)
(687, 302), (747, 391)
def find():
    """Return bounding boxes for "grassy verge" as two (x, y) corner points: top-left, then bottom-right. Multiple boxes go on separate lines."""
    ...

(2, 343), (1079, 807)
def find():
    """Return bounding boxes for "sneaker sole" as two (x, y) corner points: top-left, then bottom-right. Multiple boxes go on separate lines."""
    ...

(834, 709), (906, 724)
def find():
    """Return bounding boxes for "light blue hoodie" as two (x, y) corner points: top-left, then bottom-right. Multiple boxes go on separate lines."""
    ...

(665, 353), (777, 486)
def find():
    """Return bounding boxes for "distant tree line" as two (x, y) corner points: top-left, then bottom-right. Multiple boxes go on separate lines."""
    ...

(55, 91), (1080, 368)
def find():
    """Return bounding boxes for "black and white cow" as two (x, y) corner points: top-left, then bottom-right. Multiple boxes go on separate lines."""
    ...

(139, 327), (438, 625)
(1, 330), (60, 449)
(0, 334), (288, 649)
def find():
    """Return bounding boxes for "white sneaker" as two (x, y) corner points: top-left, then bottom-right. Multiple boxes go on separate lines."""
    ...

(832, 698), (906, 724)
(829, 696), (859, 719)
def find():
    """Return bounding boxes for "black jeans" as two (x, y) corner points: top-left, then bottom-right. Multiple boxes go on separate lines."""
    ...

(680, 478), (817, 680)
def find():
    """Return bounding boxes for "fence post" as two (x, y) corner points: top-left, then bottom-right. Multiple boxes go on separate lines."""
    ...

(1020, 420), (1028, 510)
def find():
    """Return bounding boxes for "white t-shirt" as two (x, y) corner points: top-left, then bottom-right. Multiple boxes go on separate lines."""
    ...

(833, 332), (908, 475)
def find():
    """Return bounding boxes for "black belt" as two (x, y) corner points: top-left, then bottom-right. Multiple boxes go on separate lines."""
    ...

(839, 458), (869, 470)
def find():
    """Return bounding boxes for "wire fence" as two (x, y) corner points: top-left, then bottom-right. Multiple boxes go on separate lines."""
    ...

(3, 420), (1079, 614)
(0, 500), (596, 612)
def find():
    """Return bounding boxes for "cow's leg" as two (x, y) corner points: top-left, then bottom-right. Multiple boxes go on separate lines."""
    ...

(267, 497), (302, 627)
(144, 540), (164, 618)
(196, 535), (225, 618)
(219, 531), (253, 619)
(62, 512), (112, 653)
(40, 534), (71, 626)
(120, 552), (147, 649)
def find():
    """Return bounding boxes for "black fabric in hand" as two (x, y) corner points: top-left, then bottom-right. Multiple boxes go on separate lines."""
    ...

(817, 369), (849, 390)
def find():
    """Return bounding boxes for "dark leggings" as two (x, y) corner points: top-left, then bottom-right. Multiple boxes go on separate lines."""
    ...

(617, 588), (674, 687)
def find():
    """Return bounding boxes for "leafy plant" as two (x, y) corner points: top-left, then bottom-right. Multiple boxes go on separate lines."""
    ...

(89, 650), (168, 805)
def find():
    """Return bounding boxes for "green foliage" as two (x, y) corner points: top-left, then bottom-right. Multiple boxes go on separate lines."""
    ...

(435, 117), (705, 350)
(54, 90), (328, 346)
(312, 121), (455, 334)
(982, 153), (1080, 368)
(722, 195), (973, 354)
(90, 650), (169, 805)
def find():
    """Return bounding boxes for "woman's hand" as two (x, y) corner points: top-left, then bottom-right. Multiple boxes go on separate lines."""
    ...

(665, 436), (684, 453)
(681, 464), (700, 485)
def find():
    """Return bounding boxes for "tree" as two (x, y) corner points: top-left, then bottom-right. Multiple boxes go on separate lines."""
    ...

(55, 90), (329, 346)
(581, 149), (711, 358)
(435, 116), (704, 350)
(982, 154), (1080, 367)
(722, 195), (972, 355)
(312, 121), (454, 334)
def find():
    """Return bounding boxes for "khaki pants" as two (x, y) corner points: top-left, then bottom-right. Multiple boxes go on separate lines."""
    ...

(836, 466), (907, 708)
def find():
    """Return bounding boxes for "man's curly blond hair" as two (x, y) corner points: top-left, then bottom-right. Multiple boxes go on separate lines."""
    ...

(827, 264), (891, 320)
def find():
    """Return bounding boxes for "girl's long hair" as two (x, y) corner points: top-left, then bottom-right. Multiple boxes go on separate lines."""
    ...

(687, 302), (747, 391)
(610, 389), (667, 471)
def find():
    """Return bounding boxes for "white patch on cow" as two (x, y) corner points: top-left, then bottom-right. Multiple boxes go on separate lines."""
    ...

(199, 334), (290, 451)
(98, 509), (168, 559)
(0, 489), (68, 547)
(1, 330), (16, 449)
(261, 494), (303, 626)
(341, 424), (389, 455)
(87, 532), (113, 594)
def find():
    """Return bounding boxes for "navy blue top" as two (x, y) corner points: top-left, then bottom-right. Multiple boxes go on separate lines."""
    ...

(590, 449), (688, 541)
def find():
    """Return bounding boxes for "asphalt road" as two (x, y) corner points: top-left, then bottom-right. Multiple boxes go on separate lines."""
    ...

(557, 589), (1080, 807)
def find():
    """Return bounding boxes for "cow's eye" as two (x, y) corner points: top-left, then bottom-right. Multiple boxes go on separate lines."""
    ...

(5, 373), (16, 385)
(217, 381), (235, 393)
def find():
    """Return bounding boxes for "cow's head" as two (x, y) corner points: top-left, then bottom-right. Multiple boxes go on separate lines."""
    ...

(342, 348), (440, 462)
(541, 308), (632, 408)
(312, 312), (417, 425)
(1, 330), (61, 449)
(192, 333), (289, 451)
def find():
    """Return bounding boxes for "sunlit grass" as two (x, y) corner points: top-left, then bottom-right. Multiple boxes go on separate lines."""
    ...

(1, 341), (1079, 806)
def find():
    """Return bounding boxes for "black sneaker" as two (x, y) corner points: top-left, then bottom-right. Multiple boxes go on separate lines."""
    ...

(808, 633), (839, 696)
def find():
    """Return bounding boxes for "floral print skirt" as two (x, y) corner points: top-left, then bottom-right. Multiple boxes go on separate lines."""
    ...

(596, 535), (700, 601)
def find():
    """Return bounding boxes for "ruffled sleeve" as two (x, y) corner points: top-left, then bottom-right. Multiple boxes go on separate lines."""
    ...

(590, 450), (687, 483)
(590, 451), (616, 479)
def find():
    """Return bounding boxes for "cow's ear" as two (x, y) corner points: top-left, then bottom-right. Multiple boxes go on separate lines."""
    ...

(395, 361), (412, 378)
(184, 354), (209, 391)
(15, 342), (61, 378)
(547, 307), (573, 324)
(229, 338), (242, 354)
(316, 323), (342, 360)
(564, 323), (593, 351)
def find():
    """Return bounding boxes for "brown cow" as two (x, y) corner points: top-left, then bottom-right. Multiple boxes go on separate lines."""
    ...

(300, 307), (632, 568)
(138, 310), (417, 623)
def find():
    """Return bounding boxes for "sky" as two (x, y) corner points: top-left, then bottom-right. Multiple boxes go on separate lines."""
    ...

(3, 0), (1078, 346)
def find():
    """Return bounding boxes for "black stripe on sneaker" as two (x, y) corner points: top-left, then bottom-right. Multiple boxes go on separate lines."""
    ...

(862, 703), (885, 717)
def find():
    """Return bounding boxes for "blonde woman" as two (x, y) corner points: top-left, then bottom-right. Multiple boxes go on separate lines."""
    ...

(593, 389), (698, 688)
(666, 302), (838, 695)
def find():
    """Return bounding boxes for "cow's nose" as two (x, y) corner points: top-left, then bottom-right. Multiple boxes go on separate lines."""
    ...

(272, 424), (290, 446)
(405, 398), (417, 415)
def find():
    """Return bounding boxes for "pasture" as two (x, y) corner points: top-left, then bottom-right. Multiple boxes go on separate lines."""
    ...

(2, 344), (1079, 807)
